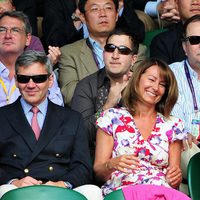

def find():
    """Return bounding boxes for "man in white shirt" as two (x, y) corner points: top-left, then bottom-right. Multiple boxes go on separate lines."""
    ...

(170, 14), (200, 144)
(170, 14), (200, 194)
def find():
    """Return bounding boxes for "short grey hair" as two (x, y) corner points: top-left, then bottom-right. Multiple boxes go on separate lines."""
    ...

(0, 11), (32, 34)
(15, 50), (53, 74)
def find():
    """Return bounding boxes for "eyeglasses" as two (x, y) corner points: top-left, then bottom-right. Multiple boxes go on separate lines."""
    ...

(85, 4), (115, 14)
(0, 26), (25, 35)
(104, 44), (133, 55)
(183, 36), (200, 45)
(16, 74), (50, 83)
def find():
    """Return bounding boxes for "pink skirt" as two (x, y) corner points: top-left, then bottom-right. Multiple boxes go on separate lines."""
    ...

(122, 184), (191, 200)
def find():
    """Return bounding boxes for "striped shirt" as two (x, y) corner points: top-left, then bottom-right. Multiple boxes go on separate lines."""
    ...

(170, 59), (200, 134)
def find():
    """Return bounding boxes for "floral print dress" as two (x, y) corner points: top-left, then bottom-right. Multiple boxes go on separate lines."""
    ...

(96, 107), (187, 196)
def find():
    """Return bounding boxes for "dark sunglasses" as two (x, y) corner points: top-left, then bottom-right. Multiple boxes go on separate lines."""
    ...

(104, 44), (133, 55)
(183, 36), (200, 45)
(16, 74), (50, 83)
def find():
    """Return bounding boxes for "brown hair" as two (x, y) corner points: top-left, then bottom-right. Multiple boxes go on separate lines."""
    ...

(123, 58), (178, 118)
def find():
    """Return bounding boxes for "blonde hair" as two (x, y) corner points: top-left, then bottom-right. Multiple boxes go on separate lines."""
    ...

(123, 58), (178, 118)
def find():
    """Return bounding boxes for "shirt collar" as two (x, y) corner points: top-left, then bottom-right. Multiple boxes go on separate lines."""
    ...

(20, 97), (48, 116)
(0, 61), (9, 76)
(185, 59), (199, 78)
(97, 68), (110, 88)
(88, 36), (103, 50)
(118, 7), (124, 17)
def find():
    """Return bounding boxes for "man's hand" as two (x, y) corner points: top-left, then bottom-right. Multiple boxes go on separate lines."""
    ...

(158, 0), (180, 23)
(44, 181), (66, 188)
(47, 46), (61, 65)
(182, 133), (198, 151)
(12, 176), (42, 188)
(103, 72), (132, 110)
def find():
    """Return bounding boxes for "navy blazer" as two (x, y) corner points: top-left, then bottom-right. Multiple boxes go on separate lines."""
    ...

(0, 98), (93, 186)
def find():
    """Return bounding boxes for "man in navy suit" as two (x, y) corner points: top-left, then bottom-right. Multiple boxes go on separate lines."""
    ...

(0, 50), (93, 197)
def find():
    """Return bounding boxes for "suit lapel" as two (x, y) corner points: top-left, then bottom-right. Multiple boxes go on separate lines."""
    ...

(6, 99), (37, 151)
(27, 101), (64, 163)
(79, 40), (99, 74)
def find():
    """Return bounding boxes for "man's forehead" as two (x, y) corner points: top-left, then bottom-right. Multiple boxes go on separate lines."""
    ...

(86, 0), (115, 6)
(107, 35), (131, 43)
(0, 16), (23, 25)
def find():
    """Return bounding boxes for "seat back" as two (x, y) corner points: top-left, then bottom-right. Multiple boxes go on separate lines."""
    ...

(1, 185), (87, 200)
(104, 189), (125, 200)
(187, 152), (200, 200)
(143, 28), (168, 47)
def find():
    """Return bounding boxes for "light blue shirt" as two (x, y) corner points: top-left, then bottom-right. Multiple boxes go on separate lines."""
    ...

(0, 62), (20, 107)
(88, 37), (104, 69)
(170, 59), (200, 134)
(0, 61), (64, 107)
(20, 97), (48, 129)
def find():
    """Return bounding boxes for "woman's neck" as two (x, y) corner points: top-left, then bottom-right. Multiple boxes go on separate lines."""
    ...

(134, 103), (156, 119)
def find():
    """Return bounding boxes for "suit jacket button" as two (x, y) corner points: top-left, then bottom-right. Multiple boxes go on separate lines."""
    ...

(49, 166), (54, 171)
(24, 168), (29, 173)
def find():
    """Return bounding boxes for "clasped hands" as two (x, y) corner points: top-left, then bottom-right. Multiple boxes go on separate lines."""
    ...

(11, 176), (66, 188)
(158, 0), (180, 23)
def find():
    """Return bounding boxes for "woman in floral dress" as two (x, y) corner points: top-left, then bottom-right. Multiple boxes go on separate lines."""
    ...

(94, 58), (187, 196)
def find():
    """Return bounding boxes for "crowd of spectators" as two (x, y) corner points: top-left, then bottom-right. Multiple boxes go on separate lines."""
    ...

(0, 0), (200, 199)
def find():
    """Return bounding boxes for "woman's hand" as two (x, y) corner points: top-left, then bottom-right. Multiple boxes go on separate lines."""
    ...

(166, 166), (182, 188)
(106, 154), (140, 174)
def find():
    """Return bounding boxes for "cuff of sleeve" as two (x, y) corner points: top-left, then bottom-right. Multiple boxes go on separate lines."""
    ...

(7, 179), (18, 184)
(145, 1), (160, 17)
(63, 181), (73, 189)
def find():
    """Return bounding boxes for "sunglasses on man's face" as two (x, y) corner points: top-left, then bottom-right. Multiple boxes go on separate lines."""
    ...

(104, 43), (133, 55)
(16, 74), (50, 83)
(183, 36), (200, 45)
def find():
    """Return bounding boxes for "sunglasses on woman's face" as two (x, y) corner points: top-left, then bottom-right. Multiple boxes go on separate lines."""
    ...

(104, 43), (133, 55)
(16, 74), (49, 83)
(183, 36), (200, 45)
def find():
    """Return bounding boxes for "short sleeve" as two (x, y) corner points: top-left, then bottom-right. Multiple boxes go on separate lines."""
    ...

(96, 108), (124, 136)
(166, 116), (188, 142)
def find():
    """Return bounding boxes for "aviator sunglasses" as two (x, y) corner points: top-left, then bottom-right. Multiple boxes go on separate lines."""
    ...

(104, 43), (133, 55)
(183, 36), (200, 45)
(16, 74), (50, 83)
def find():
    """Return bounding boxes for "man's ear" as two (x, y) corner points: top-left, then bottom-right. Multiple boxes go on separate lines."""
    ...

(182, 41), (187, 56)
(25, 33), (31, 46)
(15, 75), (19, 88)
(48, 73), (54, 88)
(131, 54), (138, 66)
(79, 11), (86, 24)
